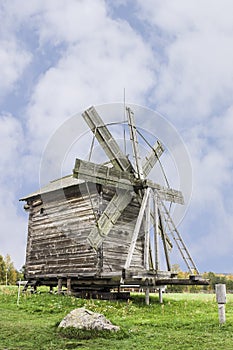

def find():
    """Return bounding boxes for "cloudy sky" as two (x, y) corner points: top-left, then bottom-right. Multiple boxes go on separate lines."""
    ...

(1, 0), (233, 273)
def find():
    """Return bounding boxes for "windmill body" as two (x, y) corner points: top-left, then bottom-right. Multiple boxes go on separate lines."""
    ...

(21, 105), (208, 296)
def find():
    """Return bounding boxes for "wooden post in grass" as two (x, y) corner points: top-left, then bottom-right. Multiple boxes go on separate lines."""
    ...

(145, 287), (150, 305)
(17, 280), (21, 306)
(215, 284), (226, 324)
(67, 278), (71, 295)
(58, 278), (63, 294)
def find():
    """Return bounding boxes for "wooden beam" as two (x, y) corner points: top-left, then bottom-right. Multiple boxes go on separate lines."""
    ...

(144, 193), (150, 270)
(124, 188), (151, 269)
(155, 278), (209, 286)
(73, 158), (184, 204)
(87, 190), (133, 249)
(153, 193), (160, 271)
(82, 106), (133, 172)
(142, 141), (164, 177)
(146, 179), (184, 204)
(126, 107), (144, 179)
(73, 158), (133, 190)
(158, 207), (171, 271)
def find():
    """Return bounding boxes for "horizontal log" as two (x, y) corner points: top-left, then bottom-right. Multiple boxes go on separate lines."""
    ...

(154, 278), (209, 286)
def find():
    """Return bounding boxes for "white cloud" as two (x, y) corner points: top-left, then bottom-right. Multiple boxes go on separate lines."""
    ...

(25, 0), (156, 153)
(136, 0), (233, 121)
(0, 3), (33, 99)
(36, 0), (108, 45)
(136, 0), (233, 36)
(0, 40), (31, 99)
(0, 114), (24, 176)
(0, 187), (27, 269)
(180, 109), (233, 271)
(0, 114), (27, 268)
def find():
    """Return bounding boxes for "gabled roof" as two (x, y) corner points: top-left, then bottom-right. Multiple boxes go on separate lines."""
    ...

(20, 175), (84, 201)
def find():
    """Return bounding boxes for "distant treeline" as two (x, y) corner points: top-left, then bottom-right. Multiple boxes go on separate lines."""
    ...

(167, 268), (233, 293)
(0, 254), (23, 285)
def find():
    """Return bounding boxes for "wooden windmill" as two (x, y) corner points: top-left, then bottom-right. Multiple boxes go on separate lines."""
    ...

(73, 106), (198, 277)
(21, 104), (207, 299)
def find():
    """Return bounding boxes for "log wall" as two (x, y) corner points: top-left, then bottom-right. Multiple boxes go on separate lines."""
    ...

(24, 182), (146, 284)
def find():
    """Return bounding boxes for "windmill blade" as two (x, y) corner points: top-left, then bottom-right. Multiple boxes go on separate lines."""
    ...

(142, 141), (164, 177)
(146, 179), (184, 204)
(73, 158), (183, 204)
(82, 106), (133, 172)
(73, 158), (133, 190)
(87, 190), (133, 250)
(124, 187), (151, 269)
(126, 106), (144, 179)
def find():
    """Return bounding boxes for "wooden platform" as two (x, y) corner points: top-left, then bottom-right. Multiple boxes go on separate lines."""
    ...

(24, 269), (209, 295)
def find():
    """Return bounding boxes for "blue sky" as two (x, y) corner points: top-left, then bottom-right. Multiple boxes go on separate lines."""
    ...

(0, 0), (233, 273)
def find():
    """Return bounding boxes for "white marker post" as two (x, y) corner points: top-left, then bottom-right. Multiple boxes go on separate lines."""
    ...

(159, 286), (165, 304)
(17, 280), (28, 306)
(215, 284), (226, 324)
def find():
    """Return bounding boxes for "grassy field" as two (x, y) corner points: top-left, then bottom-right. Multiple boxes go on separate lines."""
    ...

(0, 286), (233, 349)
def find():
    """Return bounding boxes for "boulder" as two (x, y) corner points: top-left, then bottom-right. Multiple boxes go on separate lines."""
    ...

(58, 307), (120, 332)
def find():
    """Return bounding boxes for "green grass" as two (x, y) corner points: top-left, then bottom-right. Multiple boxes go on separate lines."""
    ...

(1, 286), (233, 349)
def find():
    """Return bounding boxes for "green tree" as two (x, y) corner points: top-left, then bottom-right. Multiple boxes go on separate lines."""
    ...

(4, 254), (18, 285)
(0, 254), (20, 285)
(0, 255), (6, 284)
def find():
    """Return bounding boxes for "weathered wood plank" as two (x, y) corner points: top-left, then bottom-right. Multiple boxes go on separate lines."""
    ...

(24, 182), (148, 284)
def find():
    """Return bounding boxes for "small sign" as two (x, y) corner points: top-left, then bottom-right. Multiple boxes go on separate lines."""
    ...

(215, 284), (226, 304)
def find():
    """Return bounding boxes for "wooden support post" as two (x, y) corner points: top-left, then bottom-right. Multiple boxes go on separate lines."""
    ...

(17, 280), (21, 306)
(153, 192), (160, 271)
(144, 194), (150, 270)
(216, 284), (226, 324)
(145, 288), (150, 305)
(67, 278), (71, 295)
(58, 278), (63, 294)
(125, 188), (151, 269)
(158, 207), (171, 271)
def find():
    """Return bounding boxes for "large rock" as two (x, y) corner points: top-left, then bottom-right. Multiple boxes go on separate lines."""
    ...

(58, 307), (120, 332)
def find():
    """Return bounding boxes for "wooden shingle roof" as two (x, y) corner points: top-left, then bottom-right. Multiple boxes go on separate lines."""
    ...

(20, 175), (84, 201)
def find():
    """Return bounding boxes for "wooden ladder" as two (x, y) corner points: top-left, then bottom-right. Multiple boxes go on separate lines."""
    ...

(157, 194), (199, 275)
